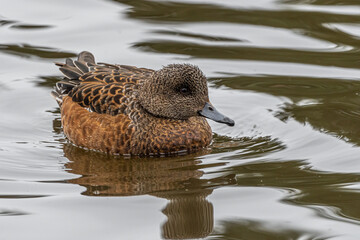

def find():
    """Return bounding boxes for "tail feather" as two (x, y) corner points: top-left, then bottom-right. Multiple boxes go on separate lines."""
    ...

(74, 60), (89, 74)
(65, 58), (75, 67)
(59, 66), (82, 79)
(78, 51), (95, 64)
(52, 51), (96, 106)
(51, 90), (62, 105)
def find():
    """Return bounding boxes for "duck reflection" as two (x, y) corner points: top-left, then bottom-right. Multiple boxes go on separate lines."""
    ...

(63, 144), (235, 239)
(156, 190), (213, 239)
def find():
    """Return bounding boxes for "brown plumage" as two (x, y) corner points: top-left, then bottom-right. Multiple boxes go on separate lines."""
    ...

(52, 51), (234, 155)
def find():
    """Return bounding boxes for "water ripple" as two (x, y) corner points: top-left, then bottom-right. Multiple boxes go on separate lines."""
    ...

(0, 43), (76, 60)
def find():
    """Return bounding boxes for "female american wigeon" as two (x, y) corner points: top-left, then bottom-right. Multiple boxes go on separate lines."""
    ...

(52, 51), (234, 155)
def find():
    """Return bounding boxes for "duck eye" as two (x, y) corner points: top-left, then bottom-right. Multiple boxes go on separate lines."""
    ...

(179, 87), (190, 94)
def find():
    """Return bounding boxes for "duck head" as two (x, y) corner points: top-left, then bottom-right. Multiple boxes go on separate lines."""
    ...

(139, 64), (234, 126)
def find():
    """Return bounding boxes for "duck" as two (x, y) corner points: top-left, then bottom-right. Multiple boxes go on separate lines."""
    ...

(52, 51), (234, 156)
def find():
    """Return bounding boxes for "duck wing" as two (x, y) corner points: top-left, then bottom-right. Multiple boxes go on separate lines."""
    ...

(52, 51), (154, 116)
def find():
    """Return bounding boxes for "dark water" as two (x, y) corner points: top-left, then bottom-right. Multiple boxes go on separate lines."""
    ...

(1, 0), (360, 239)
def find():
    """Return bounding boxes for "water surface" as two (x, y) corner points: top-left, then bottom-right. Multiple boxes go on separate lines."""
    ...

(1, 0), (360, 239)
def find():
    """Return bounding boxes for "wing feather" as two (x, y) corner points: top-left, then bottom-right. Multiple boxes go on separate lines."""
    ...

(53, 51), (154, 116)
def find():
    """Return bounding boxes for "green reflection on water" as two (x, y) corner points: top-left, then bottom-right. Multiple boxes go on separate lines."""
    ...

(0, 44), (76, 60)
(215, 75), (360, 146)
(281, 0), (360, 5)
(233, 160), (360, 221)
(212, 219), (320, 240)
(118, 0), (360, 69)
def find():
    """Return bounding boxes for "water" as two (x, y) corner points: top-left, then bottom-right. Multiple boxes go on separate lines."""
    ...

(1, 0), (360, 239)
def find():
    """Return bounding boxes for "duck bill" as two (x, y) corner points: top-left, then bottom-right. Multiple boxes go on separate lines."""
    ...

(198, 102), (235, 126)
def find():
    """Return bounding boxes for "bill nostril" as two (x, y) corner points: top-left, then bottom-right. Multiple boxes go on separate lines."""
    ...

(199, 102), (234, 126)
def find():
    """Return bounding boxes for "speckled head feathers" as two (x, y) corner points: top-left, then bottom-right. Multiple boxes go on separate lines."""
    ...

(138, 64), (209, 120)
